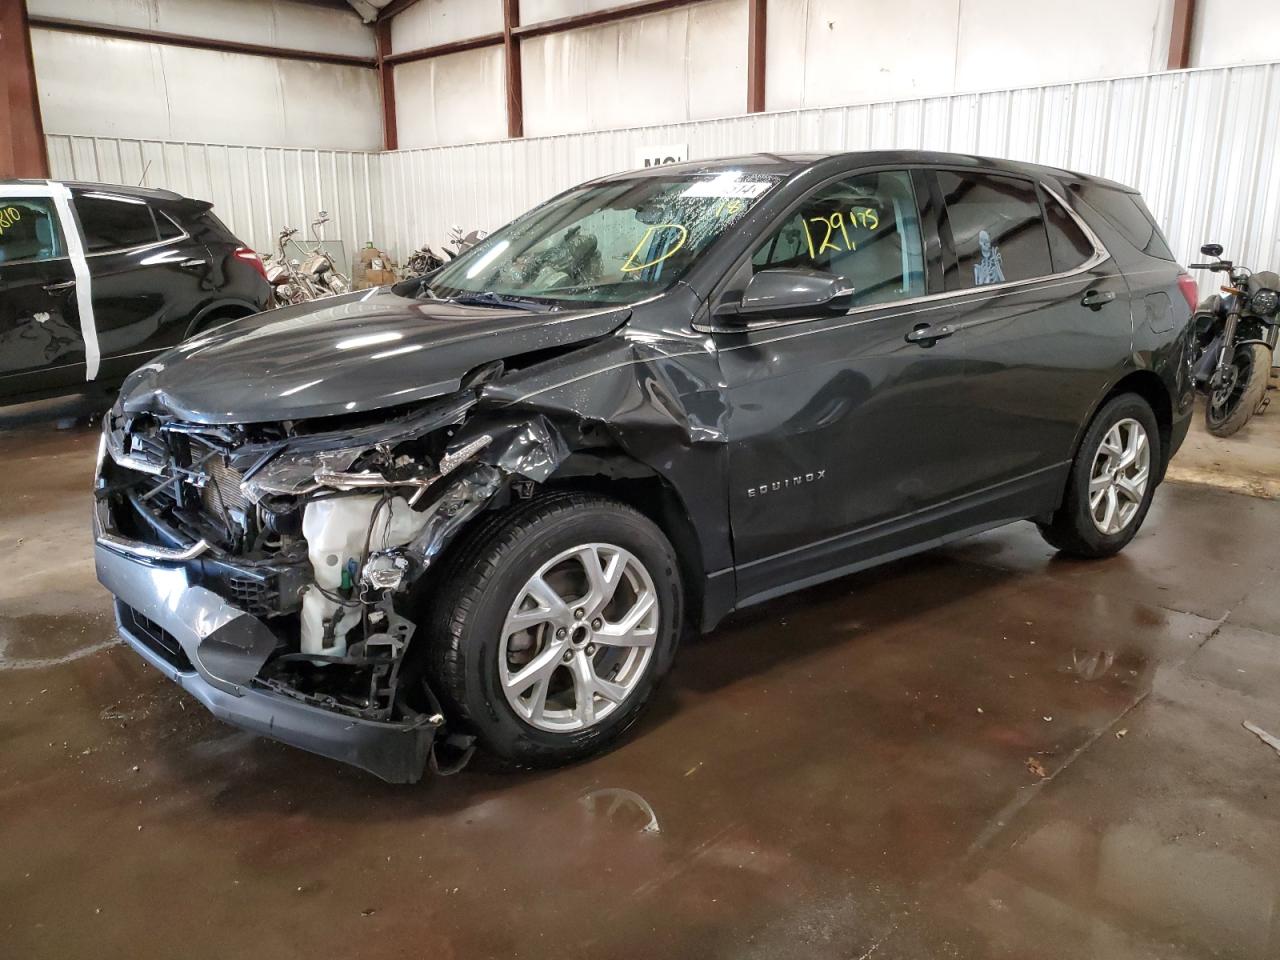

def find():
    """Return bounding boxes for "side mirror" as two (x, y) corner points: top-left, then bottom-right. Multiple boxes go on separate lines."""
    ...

(1201, 243), (1224, 257)
(722, 268), (854, 321)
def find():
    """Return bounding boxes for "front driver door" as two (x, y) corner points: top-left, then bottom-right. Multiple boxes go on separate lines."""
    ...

(0, 192), (87, 402)
(713, 168), (971, 605)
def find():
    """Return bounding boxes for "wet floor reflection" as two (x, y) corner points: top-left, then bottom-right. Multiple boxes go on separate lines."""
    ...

(1, 423), (1278, 959)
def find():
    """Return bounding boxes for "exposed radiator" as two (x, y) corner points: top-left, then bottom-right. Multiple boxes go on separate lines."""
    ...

(201, 453), (249, 517)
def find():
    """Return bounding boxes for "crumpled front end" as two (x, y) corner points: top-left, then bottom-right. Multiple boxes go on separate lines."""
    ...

(93, 385), (569, 782)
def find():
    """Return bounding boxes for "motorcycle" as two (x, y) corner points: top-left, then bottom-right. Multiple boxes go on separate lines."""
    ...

(396, 226), (485, 279)
(1188, 243), (1280, 437)
(262, 227), (311, 307)
(445, 224), (488, 259)
(294, 211), (351, 297)
(399, 244), (445, 279)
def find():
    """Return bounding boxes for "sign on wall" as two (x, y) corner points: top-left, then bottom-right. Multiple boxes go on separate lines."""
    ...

(634, 144), (688, 169)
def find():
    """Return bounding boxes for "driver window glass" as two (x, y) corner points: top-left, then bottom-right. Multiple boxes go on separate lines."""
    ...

(752, 170), (925, 307)
(0, 198), (66, 265)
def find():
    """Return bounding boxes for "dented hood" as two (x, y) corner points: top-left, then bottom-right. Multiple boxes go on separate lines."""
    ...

(118, 287), (630, 424)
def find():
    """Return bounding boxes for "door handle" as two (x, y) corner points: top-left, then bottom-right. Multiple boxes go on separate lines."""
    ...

(905, 322), (956, 346)
(43, 279), (76, 293)
(179, 258), (208, 272)
(1080, 288), (1116, 310)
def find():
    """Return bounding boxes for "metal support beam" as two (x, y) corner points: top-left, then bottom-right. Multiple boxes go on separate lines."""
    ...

(28, 16), (377, 68)
(377, 0), (424, 20)
(387, 1), (713, 85)
(376, 18), (397, 151)
(1167, 0), (1197, 70)
(0, 0), (49, 179)
(511, 0), (709, 40)
(503, 0), (523, 139)
(384, 33), (504, 67)
(747, 0), (766, 113)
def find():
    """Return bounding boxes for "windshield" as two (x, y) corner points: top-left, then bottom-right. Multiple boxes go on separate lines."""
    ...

(426, 171), (780, 307)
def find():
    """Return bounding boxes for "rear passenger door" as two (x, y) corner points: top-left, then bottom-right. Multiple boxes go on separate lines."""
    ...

(72, 190), (212, 379)
(927, 169), (1132, 514)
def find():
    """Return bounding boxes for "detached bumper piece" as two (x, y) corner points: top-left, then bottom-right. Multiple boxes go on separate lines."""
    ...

(96, 540), (440, 784)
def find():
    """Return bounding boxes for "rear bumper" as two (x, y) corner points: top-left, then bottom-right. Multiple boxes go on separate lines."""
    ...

(96, 540), (438, 783)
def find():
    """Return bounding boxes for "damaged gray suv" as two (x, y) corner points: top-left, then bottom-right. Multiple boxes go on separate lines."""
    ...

(95, 151), (1194, 781)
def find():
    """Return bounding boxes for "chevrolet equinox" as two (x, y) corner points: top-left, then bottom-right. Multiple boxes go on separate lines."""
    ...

(94, 151), (1195, 781)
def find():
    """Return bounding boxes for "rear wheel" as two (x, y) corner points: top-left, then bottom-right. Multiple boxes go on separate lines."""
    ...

(1038, 393), (1161, 558)
(1205, 343), (1270, 437)
(427, 493), (682, 767)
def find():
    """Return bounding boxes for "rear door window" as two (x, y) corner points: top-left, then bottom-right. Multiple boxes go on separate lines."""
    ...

(936, 171), (1053, 289)
(0, 197), (66, 264)
(752, 169), (926, 307)
(75, 193), (160, 252)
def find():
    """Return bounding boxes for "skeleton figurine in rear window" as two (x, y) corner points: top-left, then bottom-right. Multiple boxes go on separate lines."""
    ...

(973, 229), (1005, 285)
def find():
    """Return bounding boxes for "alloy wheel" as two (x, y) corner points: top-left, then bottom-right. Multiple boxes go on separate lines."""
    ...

(1088, 418), (1151, 535)
(499, 543), (659, 733)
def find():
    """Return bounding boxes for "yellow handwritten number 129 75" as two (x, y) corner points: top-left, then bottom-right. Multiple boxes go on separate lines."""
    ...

(801, 206), (880, 259)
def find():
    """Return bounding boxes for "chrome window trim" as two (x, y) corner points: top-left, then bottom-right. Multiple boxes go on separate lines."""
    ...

(84, 231), (191, 259)
(695, 173), (1111, 335)
(0, 252), (71, 267)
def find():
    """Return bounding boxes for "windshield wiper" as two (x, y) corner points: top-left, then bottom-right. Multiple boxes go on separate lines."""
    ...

(446, 291), (557, 313)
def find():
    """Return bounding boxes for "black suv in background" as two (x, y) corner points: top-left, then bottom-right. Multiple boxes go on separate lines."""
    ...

(0, 180), (270, 406)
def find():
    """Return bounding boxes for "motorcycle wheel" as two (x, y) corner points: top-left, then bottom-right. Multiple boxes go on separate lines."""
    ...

(1205, 342), (1271, 437)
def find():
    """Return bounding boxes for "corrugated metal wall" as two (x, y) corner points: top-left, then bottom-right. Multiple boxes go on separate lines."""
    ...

(47, 135), (384, 273)
(47, 61), (1280, 289)
(381, 61), (1280, 285)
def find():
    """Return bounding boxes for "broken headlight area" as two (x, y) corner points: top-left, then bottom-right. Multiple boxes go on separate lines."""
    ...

(95, 398), (565, 774)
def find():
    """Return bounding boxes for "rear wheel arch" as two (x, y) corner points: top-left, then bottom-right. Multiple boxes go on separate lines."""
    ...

(1040, 391), (1161, 557)
(183, 301), (258, 340)
(1080, 369), (1174, 479)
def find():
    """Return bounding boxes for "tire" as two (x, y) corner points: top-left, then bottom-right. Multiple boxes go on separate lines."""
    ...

(1038, 393), (1162, 558)
(1205, 343), (1270, 438)
(426, 492), (683, 768)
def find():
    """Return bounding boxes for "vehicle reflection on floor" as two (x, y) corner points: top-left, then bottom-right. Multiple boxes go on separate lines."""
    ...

(0, 421), (1277, 960)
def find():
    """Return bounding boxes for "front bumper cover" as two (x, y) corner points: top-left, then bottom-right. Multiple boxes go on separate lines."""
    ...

(95, 538), (439, 784)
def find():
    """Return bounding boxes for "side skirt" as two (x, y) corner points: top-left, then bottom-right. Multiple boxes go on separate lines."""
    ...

(731, 462), (1069, 610)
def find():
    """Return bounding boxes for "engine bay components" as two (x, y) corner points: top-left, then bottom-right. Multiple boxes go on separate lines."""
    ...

(94, 383), (577, 781)
(299, 495), (430, 657)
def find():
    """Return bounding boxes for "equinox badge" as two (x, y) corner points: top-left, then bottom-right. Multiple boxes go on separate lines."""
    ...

(746, 470), (826, 498)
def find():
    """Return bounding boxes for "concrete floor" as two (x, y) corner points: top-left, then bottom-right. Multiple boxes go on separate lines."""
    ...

(1166, 391), (1280, 498)
(2, 417), (1279, 960)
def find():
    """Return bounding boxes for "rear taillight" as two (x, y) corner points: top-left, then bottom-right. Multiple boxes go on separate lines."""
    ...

(1177, 271), (1199, 313)
(233, 246), (269, 282)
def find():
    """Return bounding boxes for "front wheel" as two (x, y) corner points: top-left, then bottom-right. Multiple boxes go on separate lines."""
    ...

(1038, 393), (1162, 558)
(426, 493), (683, 768)
(1206, 343), (1271, 437)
